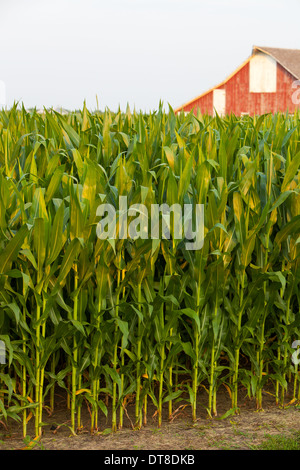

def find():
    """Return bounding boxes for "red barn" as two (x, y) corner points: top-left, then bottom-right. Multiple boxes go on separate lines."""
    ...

(175, 46), (300, 116)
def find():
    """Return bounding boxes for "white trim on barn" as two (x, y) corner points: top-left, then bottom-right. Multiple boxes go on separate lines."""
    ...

(249, 52), (277, 93)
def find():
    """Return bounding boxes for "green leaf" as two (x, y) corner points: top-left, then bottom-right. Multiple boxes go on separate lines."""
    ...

(33, 218), (46, 274)
(46, 201), (66, 266)
(45, 165), (65, 204)
(164, 146), (175, 171)
(54, 238), (81, 289)
(162, 390), (182, 404)
(0, 225), (29, 274)
(180, 308), (200, 333)
(281, 150), (300, 191)
(181, 342), (196, 363)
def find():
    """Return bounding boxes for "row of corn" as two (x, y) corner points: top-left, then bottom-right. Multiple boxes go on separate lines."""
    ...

(0, 103), (299, 437)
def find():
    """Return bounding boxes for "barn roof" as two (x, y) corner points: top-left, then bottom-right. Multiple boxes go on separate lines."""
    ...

(253, 46), (300, 80)
(175, 46), (300, 112)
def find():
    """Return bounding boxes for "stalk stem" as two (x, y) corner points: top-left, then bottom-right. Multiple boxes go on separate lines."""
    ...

(112, 269), (121, 432)
(71, 264), (78, 433)
(135, 282), (142, 429)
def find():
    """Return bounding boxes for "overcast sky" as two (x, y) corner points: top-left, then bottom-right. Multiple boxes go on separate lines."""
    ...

(0, 0), (300, 112)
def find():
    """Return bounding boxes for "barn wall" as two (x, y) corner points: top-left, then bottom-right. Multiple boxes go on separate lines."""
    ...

(274, 63), (299, 113)
(181, 90), (213, 115)
(222, 63), (249, 115)
(181, 59), (300, 116)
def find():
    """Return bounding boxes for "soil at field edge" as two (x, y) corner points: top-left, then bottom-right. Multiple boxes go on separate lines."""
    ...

(1, 384), (300, 450)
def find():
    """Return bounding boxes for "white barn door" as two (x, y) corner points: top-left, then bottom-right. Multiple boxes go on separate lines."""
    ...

(213, 89), (226, 116)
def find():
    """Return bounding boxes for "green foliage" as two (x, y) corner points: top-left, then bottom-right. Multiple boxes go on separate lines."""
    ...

(251, 431), (300, 450)
(0, 104), (300, 436)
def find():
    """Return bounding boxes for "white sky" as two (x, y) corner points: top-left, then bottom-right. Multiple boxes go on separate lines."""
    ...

(0, 0), (300, 112)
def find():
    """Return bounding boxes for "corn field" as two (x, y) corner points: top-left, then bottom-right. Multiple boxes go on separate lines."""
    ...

(0, 103), (300, 438)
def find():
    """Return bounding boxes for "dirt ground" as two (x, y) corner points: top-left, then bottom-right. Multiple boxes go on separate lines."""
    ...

(1, 385), (300, 450)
